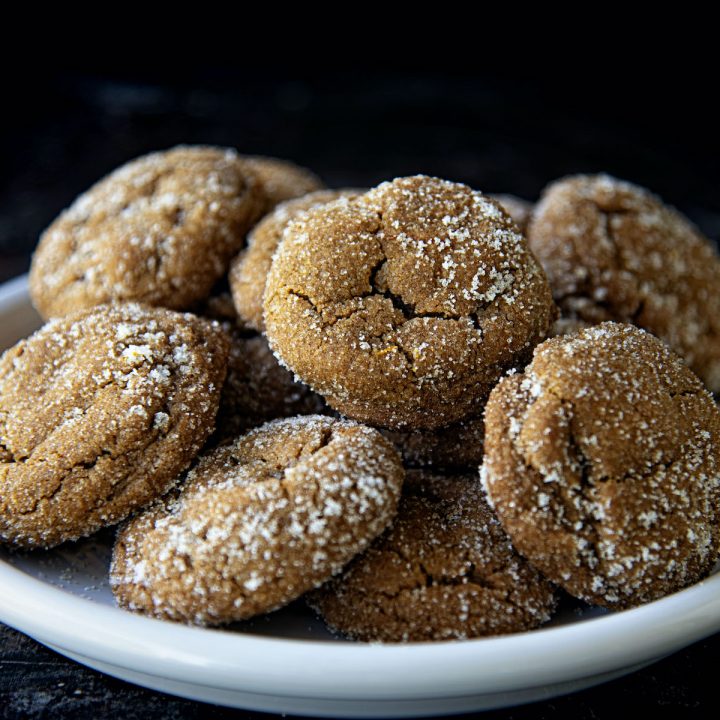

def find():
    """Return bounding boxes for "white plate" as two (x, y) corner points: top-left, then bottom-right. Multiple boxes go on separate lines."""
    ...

(1, 275), (719, 718)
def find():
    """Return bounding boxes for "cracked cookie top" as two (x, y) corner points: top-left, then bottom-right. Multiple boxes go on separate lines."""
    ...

(264, 175), (556, 429)
(527, 174), (720, 393)
(242, 155), (324, 216)
(110, 415), (404, 625)
(0, 303), (229, 548)
(230, 189), (361, 332)
(29, 146), (264, 319)
(482, 322), (720, 608)
(307, 470), (557, 642)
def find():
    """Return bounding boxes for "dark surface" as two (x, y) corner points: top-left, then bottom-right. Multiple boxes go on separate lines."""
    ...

(1, 70), (720, 719)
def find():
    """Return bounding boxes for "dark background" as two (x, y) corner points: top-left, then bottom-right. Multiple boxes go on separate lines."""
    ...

(1, 69), (719, 718)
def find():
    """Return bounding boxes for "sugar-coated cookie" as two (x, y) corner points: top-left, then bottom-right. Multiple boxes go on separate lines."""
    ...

(528, 174), (720, 392)
(30, 146), (263, 319)
(482, 323), (720, 608)
(308, 470), (557, 642)
(0, 304), (229, 547)
(110, 415), (403, 625)
(264, 176), (556, 429)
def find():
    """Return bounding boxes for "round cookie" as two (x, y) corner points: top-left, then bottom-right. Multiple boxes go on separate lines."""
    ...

(482, 322), (720, 609)
(308, 470), (557, 642)
(215, 331), (328, 442)
(243, 156), (324, 215)
(231, 189), (360, 332)
(30, 146), (264, 320)
(264, 175), (556, 430)
(527, 174), (720, 392)
(383, 414), (485, 470)
(489, 194), (533, 234)
(0, 304), (229, 548)
(110, 415), (404, 625)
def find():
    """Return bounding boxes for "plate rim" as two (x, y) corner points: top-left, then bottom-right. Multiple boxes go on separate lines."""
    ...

(2, 555), (719, 701)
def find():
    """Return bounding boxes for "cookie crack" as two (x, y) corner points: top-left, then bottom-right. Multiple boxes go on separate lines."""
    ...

(11, 399), (179, 519)
(669, 388), (703, 400)
(516, 383), (694, 588)
(381, 339), (417, 376)
(384, 542), (485, 593)
(285, 210), (496, 334)
(276, 426), (337, 506)
(171, 206), (186, 227)
(78, 448), (114, 471)
(558, 205), (644, 322)
(0, 439), (13, 463)
(138, 170), (164, 200)
(563, 403), (604, 574)
(510, 386), (604, 572)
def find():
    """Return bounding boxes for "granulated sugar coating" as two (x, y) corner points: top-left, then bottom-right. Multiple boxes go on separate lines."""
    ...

(242, 156), (324, 216)
(528, 174), (720, 393)
(214, 330), (328, 442)
(489, 194), (533, 234)
(29, 146), (264, 319)
(110, 415), (404, 625)
(482, 322), (720, 609)
(0, 304), (229, 548)
(230, 189), (361, 332)
(383, 414), (485, 470)
(308, 470), (557, 642)
(264, 176), (556, 430)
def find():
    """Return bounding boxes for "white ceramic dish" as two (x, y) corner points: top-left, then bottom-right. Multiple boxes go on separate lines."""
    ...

(1, 274), (719, 718)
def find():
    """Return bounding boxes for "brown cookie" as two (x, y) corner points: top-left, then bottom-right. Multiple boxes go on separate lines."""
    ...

(110, 415), (404, 625)
(264, 175), (556, 430)
(230, 189), (360, 332)
(0, 304), (229, 548)
(489, 194), (533, 233)
(382, 415), (485, 470)
(215, 330), (328, 441)
(308, 470), (557, 642)
(482, 322), (720, 608)
(243, 156), (324, 215)
(30, 146), (264, 320)
(527, 174), (720, 392)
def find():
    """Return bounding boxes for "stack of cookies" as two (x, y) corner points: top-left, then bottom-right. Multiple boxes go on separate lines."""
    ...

(1, 146), (719, 643)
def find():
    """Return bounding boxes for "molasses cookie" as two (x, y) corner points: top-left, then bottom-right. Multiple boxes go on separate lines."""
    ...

(243, 156), (324, 215)
(0, 304), (229, 548)
(527, 174), (720, 392)
(215, 331), (328, 441)
(231, 189), (360, 332)
(482, 322), (720, 608)
(383, 415), (485, 470)
(308, 470), (557, 642)
(489, 194), (533, 234)
(264, 175), (556, 430)
(110, 415), (404, 625)
(30, 146), (263, 319)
